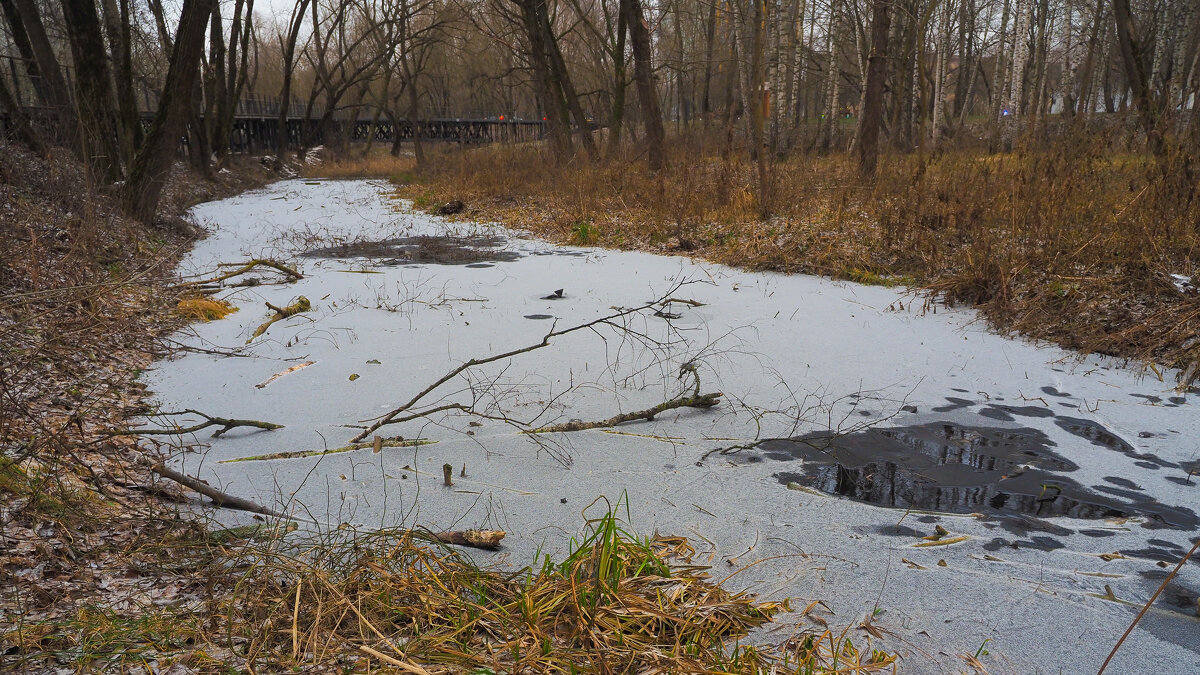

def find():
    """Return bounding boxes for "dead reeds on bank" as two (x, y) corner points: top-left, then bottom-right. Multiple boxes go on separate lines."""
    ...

(214, 502), (895, 674)
(395, 128), (1200, 385)
(4, 501), (897, 673)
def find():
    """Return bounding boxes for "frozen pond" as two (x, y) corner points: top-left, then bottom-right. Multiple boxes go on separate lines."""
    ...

(146, 179), (1200, 673)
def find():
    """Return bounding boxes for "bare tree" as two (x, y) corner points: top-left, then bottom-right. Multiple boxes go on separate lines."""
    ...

(123, 0), (217, 221)
(621, 0), (665, 170)
(856, 0), (892, 175)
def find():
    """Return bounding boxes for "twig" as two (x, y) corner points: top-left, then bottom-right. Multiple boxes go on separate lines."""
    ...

(177, 258), (303, 287)
(659, 297), (706, 307)
(219, 437), (435, 463)
(1097, 535), (1200, 674)
(149, 462), (286, 518)
(358, 645), (431, 675)
(526, 392), (723, 434)
(114, 409), (284, 438)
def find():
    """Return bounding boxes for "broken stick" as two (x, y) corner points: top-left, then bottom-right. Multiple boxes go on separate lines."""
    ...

(150, 462), (286, 518)
(434, 529), (505, 550)
(526, 392), (722, 434)
(249, 296), (311, 342)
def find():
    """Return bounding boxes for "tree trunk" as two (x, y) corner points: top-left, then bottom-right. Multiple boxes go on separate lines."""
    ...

(701, 0), (717, 119)
(931, 0), (951, 145)
(0, 70), (45, 152)
(1075, 0), (1105, 117)
(8, 0), (72, 118)
(0, 0), (51, 106)
(540, 0), (597, 160)
(622, 0), (665, 170)
(59, 0), (122, 182)
(822, 0), (841, 151)
(204, 0), (227, 163)
(123, 0), (215, 222)
(514, 0), (572, 159)
(277, 0), (313, 154)
(1113, 0), (1163, 155)
(608, 7), (627, 158)
(99, 0), (142, 164)
(856, 0), (892, 176)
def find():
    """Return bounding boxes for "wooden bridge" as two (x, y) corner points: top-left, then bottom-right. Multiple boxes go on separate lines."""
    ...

(0, 57), (546, 152)
(220, 95), (547, 152)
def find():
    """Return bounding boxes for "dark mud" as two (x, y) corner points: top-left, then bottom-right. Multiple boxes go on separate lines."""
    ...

(304, 235), (522, 265)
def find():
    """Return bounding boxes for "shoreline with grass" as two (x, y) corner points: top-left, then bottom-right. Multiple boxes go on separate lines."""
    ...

(318, 137), (1200, 387)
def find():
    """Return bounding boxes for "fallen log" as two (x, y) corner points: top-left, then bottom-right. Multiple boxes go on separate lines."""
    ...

(526, 392), (722, 434)
(150, 462), (286, 518)
(434, 529), (505, 550)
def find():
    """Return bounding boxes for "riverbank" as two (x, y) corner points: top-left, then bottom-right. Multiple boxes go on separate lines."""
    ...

(0, 145), (282, 670)
(345, 138), (1200, 388)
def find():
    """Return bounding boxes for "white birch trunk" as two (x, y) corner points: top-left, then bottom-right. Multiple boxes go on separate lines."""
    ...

(932, 0), (952, 144)
(822, 0), (841, 149)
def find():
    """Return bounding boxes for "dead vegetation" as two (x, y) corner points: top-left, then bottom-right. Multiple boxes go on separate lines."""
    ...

(4, 497), (898, 673)
(0, 143), (281, 671)
(394, 129), (1200, 385)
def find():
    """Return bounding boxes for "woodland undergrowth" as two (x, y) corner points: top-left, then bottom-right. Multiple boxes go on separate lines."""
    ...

(383, 125), (1200, 386)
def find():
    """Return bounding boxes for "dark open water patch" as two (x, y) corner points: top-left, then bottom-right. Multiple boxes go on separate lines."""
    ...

(1056, 416), (1179, 470)
(304, 235), (522, 265)
(752, 422), (1197, 529)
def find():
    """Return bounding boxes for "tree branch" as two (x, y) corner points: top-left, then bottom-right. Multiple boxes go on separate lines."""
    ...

(115, 409), (284, 438)
(526, 392), (722, 434)
(149, 462), (286, 518)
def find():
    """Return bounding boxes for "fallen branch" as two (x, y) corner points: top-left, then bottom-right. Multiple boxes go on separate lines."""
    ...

(220, 437), (436, 463)
(249, 296), (312, 342)
(526, 392), (722, 434)
(150, 462), (286, 518)
(256, 361), (317, 388)
(114, 409), (284, 438)
(351, 284), (693, 443)
(659, 297), (706, 307)
(178, 259), (303, 287)
(433, 529), (505, 550)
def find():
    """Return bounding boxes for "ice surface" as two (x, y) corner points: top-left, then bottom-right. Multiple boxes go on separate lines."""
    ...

(145, 179), (1200, 673)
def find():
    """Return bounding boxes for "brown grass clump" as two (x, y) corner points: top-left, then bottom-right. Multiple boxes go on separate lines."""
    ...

(395, 130), (1200, 385)
(3, 510), (899, 673)
(175, 297), (238, 321)
(200, 504), (896, 674)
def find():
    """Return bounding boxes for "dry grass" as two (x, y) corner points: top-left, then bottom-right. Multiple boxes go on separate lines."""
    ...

(305, 149), (418, 183)
(4, 502), (895, 673)
(394, 130), (1200, 385)
(175, 296), (238, 321)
